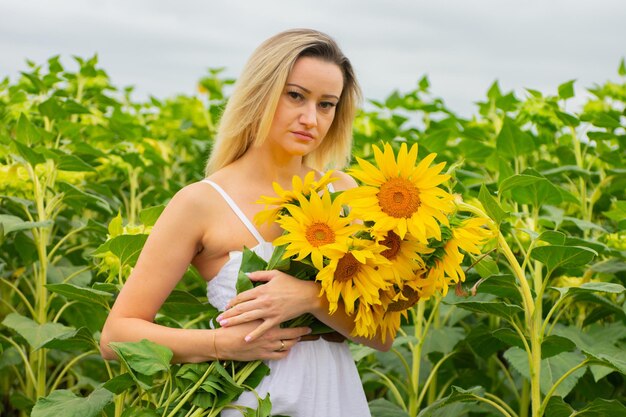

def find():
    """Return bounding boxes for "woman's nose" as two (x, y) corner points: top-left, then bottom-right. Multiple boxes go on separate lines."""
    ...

(299, 103), (317, 127)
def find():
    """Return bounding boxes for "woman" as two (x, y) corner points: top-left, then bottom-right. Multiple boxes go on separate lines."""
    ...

(100, 28), (392, 416)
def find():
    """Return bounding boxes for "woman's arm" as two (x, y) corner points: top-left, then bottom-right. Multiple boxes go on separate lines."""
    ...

(218, 270), (393, 352)
(215, 170), (394, 352)
(100, 184), (309, 363)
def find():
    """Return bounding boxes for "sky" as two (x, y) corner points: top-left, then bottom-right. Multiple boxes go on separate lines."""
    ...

(1, 0), (625, 117)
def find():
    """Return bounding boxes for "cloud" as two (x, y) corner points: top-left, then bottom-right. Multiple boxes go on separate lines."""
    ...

(1, 0), (624, 116)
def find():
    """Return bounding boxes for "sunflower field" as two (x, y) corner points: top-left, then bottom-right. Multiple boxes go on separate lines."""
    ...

(1, 55), (625, 417)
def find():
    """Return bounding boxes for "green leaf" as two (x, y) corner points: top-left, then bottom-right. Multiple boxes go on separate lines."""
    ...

(2, 313), (73, 350)
(589, 364), (615, 382)
(120, 407), (160, 417)
(550, 282), (626, 300)
(0, 214), (53, 236)
(11, 139), (46, 166)
(109, 339), (172, 376)
(619, 57), (626, 76)
(416, 386), (485, 417)
(368, 398), (410, 417)
(16, 113), (41, 145)
(555, 110), (580, 127)
(465, 325), (508, 359)
(31, 388), (113, 417)
(97, 234), (149, 268)
(236, 270), (253, 294)
(46, 283), (113, 309)
(500, 170), (564, 207)
(492, 328), (526, 349)
(557, 79), (576, 100)
(544, 396), (574, 417)
(103, 373), (135, 394)
(422, 326), (465, 355)
(478, 184), (508, 224)
(581, 343), (626, 374)
(47, 264), (92, 286)
(504, 347), (586, 397)
(57, 153), (96, 172)
(139, 205), (165, 227)
(563, 216), (607, 233)
(603, 200), (626, 222)
(542, 335), (576, 359)
(161, 290), (218, 318)
(41, 327), (97, 352)
(592, 112), (621, 129)
(547, 396), (626, 417)
(474, 274), (523, 305)
(266, 244), (290, 271)
(237, 247), (268, 294)
(448, 300), (524, 322)
(57, 181), (112, 214)
(530, 245), (597, 272)
(472, 254), (500, 279)
(537, 230), (566, 245)
(39, 97), (67, 120)
(553, 323), (626, 350)
(591, 259), (626, 274)
(577, 398), (626, 416)
(496, 117), (535, 159)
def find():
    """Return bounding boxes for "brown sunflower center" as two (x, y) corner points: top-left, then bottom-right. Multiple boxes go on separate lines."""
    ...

(377, 177), (421, 218)
(335, 252), (361, 283)
(380, 231), (402, 260)
(305, 222), (335, 247)
(388, 287), (420, 312)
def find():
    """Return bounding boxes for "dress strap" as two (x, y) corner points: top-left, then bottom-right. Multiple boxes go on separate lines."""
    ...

(317, 170), (336, 193)
(201, 179), (266, 245)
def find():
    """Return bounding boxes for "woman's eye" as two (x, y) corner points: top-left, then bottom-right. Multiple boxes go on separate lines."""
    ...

(319, 102), (337, 110)
(287, 91), (303, 100)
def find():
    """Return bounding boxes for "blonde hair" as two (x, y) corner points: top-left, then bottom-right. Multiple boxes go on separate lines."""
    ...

(205, 28), (362, 175)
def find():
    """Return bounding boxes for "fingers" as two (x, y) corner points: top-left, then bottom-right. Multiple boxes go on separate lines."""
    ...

(278, 326), (312, 340)
(247, 270), (279, 282)
(244, 319), (276, 342)
(225, 287), (259, 310)
(218, 298), (266, 324)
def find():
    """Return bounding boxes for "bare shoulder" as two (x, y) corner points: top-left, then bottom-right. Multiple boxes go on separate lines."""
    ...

(166, 181), (215, 213)
(330, 169), (358, 192)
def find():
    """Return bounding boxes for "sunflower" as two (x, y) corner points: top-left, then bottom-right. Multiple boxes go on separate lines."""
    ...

(435, 216), (494, 288)
(451, 217), (495, 254)
(374, 286), (415, 342)
(273, 190), (360, 270)
(376, 230), (432, 286)
(255, 170), (338, 225)
(345, 142), (454, 243)
(316, 239), (391, 315)
(408, 265), (442, 299)
(352, 301), (379, 339)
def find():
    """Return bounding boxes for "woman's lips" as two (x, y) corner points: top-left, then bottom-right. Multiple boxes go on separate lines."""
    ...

(292, 131), (314, 140)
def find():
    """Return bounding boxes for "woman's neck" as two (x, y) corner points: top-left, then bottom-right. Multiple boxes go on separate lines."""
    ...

(235, 145), (312, 186)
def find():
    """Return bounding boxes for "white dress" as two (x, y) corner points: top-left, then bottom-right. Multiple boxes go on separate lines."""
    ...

(202, 180), (371, 417)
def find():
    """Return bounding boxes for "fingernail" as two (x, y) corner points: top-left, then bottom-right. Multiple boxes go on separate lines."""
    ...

(219, 319), (228, 326)
(216, 314), (223, 322)
(306, 328), (312, 334)
(244, 335), (251, 342)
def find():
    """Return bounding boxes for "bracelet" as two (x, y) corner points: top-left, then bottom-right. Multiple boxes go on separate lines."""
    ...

(213, 331), (219, 361)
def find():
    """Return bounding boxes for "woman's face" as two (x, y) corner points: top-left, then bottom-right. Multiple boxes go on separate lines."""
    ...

(267, 56), (344, 158)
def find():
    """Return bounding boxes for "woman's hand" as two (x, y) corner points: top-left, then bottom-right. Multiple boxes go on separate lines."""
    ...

(216, 320), (311, 361)
(216, 270), (320, 342)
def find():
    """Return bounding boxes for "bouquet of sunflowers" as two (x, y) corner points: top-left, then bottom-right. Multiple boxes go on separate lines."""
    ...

(240, 142), (494, 342)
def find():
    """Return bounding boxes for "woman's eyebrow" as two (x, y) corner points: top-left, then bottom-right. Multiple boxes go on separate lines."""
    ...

(286, 83), (340, 101)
